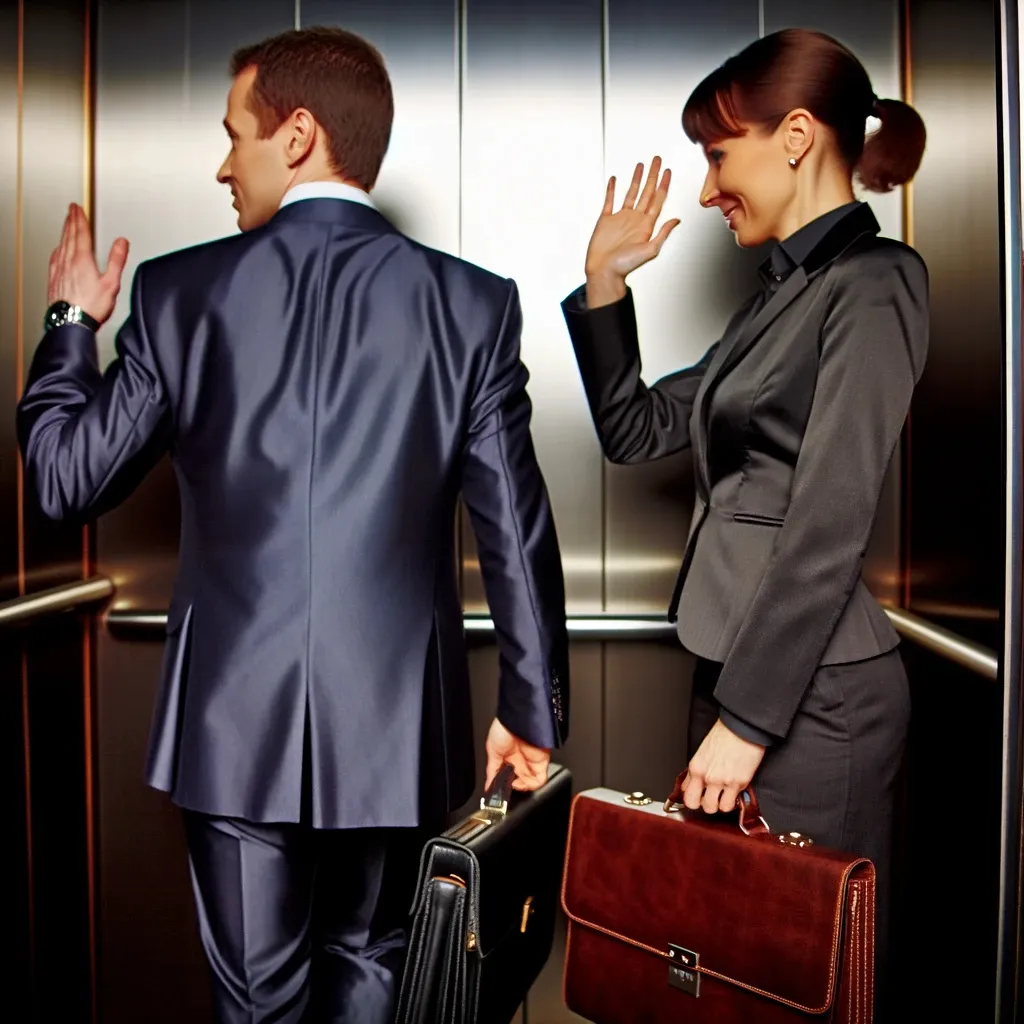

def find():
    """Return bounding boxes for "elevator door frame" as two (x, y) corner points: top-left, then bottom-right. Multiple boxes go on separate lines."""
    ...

(997, 2), (1023, 1020)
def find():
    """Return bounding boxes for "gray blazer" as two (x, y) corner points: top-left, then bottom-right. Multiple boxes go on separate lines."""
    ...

(562, 203), (928, 742)
(18, 198), (569, 829)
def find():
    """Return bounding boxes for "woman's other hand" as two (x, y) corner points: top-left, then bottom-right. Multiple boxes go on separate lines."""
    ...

(584, 156), (680, 308)
(682, 718), (766, 814)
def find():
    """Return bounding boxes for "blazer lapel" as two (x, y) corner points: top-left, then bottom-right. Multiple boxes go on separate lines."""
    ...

(691, 202), (882, 496)
(712, 266), (809, 387)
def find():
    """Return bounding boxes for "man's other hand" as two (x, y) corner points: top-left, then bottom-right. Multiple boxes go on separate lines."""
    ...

(484, 718), (550, 793)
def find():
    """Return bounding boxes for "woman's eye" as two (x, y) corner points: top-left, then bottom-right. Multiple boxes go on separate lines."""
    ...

(709, 148), (724, 164)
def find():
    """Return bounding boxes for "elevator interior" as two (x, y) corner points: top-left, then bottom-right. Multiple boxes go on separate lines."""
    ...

(1, 1), (1019, 1021)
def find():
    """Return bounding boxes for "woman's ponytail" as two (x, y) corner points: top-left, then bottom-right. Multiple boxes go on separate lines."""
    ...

(856, 97), (927, 193)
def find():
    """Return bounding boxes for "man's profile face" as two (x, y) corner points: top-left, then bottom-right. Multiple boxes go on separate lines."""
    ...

(216, 67), (289, 231)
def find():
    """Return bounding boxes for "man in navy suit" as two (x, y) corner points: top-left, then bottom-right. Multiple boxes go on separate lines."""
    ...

(18, 26), (569, 1023)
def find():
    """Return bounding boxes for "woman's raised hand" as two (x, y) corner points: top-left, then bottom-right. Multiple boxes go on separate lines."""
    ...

(584, 157), (680, 306)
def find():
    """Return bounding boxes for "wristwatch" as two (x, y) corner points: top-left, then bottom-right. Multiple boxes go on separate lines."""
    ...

(43, 300), (100, 333)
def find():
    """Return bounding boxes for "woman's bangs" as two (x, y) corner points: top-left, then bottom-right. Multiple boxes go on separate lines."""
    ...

(682, 76), (745, 148)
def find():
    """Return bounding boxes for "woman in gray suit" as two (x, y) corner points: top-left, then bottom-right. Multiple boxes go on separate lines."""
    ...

(562, 28), (927, 1013)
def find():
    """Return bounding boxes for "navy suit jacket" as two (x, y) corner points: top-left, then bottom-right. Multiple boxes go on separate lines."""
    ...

(18, 197), (570, 828)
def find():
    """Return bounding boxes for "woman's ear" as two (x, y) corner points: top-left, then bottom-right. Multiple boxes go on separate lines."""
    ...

(781, 109), (815, 162)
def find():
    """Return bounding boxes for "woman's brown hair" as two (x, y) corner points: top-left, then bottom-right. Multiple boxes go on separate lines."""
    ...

(682, 28), (926, 193)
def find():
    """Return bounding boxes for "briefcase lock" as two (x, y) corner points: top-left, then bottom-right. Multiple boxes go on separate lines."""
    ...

(624, 792), (652, 806)
(520, 896), (535, 933)
(667, 945), (700, 997)
(778, 831), (814, 848)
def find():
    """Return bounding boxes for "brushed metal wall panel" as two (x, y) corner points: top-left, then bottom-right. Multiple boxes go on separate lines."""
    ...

(765, 2), (904, 609)
(1, 3), (29, 1010)
(602, 0), (761, 613)
(763, 0), (903, 240)
(20, 0), (88, 591)
(95, 635), (212, 1024)
(17, 3), (96, 1019)
(300, 0), (460, 254)
(459, 0), (605, 613)
(0, 1), (18, 603)
(906, 0), (1002, 637)
(603, 643), (695, 797)
(94, 1), (295, 615)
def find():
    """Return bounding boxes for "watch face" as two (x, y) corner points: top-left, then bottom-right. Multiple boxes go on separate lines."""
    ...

(44, 301), (72, 330)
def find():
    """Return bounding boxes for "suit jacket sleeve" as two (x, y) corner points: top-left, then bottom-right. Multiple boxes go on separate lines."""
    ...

(561, 284), (742, 464)
(17, 264), (171, 521)
(712, 249), (929, 741)
(460, 279), (569, 750)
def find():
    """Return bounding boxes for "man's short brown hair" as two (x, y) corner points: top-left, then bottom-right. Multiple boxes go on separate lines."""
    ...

(230, 26), (393, 190)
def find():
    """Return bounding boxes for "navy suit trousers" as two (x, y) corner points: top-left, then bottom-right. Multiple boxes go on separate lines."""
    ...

(183, 812), (434, 1024)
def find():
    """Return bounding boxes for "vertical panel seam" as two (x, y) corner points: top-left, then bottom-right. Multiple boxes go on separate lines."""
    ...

(900, 0), (914, 611)
(81, 5), (98, 1020)
(457, 0), (465, 599)
(15, 6), (34, 1013)
(599, 0), (609, 790)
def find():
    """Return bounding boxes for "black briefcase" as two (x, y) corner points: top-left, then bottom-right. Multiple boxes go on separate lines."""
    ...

(395, 762), (572, 1024)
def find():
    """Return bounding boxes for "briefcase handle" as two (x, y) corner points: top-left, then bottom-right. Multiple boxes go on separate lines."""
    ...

(480, 762), (518, 816)
(664, 772), (771, 836)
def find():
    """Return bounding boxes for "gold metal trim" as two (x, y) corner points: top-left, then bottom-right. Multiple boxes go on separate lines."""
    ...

(624, 792), (652, 806)
(778, 832), (814, 848)
(0, 576), (114, 627)
(520, 895), (534, 933)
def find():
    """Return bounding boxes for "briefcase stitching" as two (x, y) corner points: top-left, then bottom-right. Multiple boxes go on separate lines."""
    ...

(560, 791), (869, 1015)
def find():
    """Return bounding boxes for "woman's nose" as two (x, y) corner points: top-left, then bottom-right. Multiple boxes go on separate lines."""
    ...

(699, 171), (718, 208)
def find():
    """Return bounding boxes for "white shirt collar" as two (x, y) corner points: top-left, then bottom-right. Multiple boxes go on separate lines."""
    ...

(279, 181), (375, 210)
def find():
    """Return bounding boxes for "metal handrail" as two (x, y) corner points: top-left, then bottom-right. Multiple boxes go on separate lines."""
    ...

(884, 607), (998, 680)
(103, 604), (1000, 679)
(0, 576), (114, 627)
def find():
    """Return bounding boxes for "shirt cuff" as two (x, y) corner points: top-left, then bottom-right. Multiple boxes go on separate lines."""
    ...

(719, 708), (775, 748)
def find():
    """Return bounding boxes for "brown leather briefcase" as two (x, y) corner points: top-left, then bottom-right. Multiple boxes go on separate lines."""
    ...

(561, 775), (874, 1023)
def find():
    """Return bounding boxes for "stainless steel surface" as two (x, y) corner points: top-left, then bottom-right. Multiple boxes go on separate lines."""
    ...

(885, 607), (999, 679)
(0, 576), (113, 627)
(908, 0), (1002, 626)
(10, 3), (97, 1022)
(105, 606), (1000, 676)
(458, 0), (605, 614)
(21, 0), (90, 592)
(0, 3), (25, 1009)
(602, 0), (761, 614)
(905, 4), (1005, 1020)
(70, 3), (993, 1023)
(468, 613), (676, 641)
(998, 1), (1023, 1017)
(0, 0), (18, 606)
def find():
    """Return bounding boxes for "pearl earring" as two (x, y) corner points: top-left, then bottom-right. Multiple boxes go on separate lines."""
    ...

(788, 157), (799, 168)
